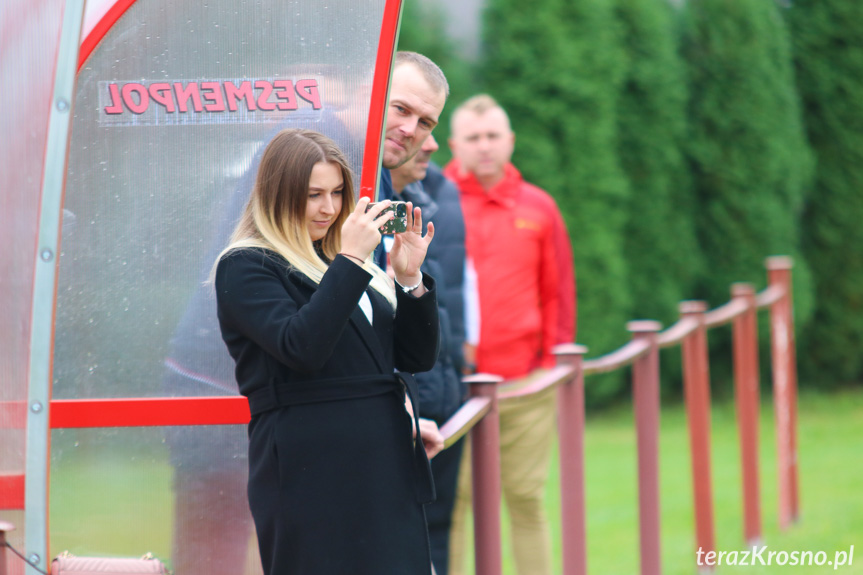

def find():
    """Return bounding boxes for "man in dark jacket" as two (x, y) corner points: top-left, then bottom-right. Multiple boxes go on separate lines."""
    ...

(391, 134), (469, 575)
(374, 50), (449, 269)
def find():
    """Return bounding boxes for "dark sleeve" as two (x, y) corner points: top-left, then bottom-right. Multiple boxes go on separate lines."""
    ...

(393, 274), (440, 374)
(216, 251), (372, 372)
(373, 169), (394, 269)
(421, 167), (469, 371)
(439, 183), (468, 371)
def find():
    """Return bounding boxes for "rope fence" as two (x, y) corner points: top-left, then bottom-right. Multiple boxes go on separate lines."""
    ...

(439, 255), (799, 575)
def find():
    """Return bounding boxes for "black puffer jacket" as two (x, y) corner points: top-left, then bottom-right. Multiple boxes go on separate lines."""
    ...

(399, 162), (468, 422)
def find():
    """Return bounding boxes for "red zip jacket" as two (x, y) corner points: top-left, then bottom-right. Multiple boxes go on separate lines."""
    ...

(444, 160), (576, 379)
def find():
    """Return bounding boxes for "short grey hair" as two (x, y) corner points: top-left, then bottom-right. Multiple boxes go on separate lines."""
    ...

(394, 51), (449, 98)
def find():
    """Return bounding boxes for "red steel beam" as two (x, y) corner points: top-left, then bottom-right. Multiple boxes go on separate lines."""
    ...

(359, 0), (403, 199)
(49, 396), (250, 428)
(0, 474), (25, 510)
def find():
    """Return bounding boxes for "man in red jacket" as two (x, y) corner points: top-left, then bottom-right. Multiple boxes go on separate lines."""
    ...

(444, 94), (576, 575)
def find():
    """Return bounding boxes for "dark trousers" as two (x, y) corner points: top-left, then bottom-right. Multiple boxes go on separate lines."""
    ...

(427, 435), (465, 575)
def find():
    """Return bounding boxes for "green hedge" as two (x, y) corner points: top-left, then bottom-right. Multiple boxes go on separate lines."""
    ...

(681, 0), (814, 360)
(396, 1), (477, 165)
(787, 1), (863, 385)
(614, 0), (703, 395)
(480, 0), (632, 404)
(395, 0), (861, 403)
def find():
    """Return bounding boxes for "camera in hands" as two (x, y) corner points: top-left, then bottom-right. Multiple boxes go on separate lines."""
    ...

(367, 201), (408, 234)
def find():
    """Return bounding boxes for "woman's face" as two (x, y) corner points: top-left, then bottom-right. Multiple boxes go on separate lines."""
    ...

(305, 161), (344, 242)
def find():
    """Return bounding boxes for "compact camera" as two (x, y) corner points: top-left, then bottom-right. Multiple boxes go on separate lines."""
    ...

(366, 201), (408, 234)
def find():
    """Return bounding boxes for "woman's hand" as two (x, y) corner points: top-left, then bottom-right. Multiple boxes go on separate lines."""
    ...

(418, 418), (444, 459)
(406, 397), (444, 458)
(390, 203), (434, 294)
(339, 197), (394, 263)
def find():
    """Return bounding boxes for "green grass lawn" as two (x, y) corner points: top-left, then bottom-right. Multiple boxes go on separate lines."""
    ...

(48, 428), (174, 560)
(46, 388), (863, 574)
(459, 387), (863, 574)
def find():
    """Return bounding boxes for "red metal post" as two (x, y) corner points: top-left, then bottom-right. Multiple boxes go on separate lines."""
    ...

(0, 521), (14, 575)
(679, 302), (716, 567)
(766, 256), (799, 529)
(465, 373), (504, 575)
(731, 283), (762, 544)
(629, 320), (663, 575)
(554, 344), (589, 575)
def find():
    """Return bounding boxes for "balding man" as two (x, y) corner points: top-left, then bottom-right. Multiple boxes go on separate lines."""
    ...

(445, 94), (576, 575)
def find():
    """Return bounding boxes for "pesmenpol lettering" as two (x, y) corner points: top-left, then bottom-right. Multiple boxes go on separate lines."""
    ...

(99, 78), (324, 126)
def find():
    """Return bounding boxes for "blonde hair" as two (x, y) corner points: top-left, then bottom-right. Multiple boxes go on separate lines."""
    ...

(450, 93), (512, 132)
(216, 128), (396, 308)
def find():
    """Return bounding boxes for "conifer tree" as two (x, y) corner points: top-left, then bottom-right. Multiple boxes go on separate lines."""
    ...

(786, 1), (863, 384)
(396, 1), (477, 165)
(482, 0), (632, 403)
(615, 0), (701, 396)
(681, 0), (814, 334)
(616, 0), (700, 328)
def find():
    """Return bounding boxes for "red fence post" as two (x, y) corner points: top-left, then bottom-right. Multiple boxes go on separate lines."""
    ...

(766, 256), (799, 529)
(629, 320), (663, 575)
(464, 373), (504, 575)
(731, 283), (762, 544)
(554, 344), (589, 575)
(679, 302), (716, 567)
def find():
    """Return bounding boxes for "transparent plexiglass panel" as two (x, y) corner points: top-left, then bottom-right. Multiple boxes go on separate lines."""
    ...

(50, 425), (256, 574)
(59, 0), (385, 400)
(0, 0), (64, 558)
(55, 0), (389, 570)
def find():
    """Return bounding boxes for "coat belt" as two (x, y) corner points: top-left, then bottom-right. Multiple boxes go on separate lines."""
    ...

(246, 373), (436, 504)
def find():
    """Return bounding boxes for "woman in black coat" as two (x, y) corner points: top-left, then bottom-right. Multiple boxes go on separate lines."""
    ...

(214, 128), (443, 574)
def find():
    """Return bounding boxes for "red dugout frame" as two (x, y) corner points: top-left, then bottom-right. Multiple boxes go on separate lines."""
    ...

(77, 0), (400, 200)
(2, 0), (403, 514)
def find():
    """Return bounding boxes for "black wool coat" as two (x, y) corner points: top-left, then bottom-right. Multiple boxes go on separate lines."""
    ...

(215, 248), (440, 575)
